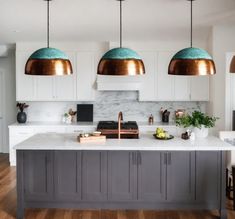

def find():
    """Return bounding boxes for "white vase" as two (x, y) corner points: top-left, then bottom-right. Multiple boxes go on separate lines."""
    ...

(193, 126), (209, 138)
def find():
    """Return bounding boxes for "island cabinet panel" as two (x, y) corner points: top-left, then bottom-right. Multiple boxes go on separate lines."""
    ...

(166, 152), (195, 202)
(82, 151), (108, 201)
(54, 151), (82, 201)
(137, 152), (166, 201)
(23, 151), (53, 201)
(196, 151), (220, 205)
(108, 151), (137, 201)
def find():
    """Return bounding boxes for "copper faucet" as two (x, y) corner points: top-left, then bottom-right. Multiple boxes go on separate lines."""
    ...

(118, 112), (123, 139)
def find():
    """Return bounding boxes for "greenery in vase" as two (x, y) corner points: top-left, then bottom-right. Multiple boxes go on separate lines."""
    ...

(175, 111), (218, 129)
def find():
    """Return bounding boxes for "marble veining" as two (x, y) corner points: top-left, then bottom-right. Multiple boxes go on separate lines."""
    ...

(14, 133), (235, 151)
(25, 91), (206, 123)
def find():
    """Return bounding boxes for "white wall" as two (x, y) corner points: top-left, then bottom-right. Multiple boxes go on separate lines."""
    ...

(210, 25), (235, 133)
(0, 48), (16, 153)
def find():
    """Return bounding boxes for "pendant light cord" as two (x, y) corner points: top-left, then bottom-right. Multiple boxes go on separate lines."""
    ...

(120, 0), (123, 48)
(190, 0), (193, 48)
(47, 0), (50, 48)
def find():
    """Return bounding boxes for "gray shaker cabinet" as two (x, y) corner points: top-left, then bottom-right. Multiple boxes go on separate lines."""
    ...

(18, 150), (224, 219)
(23, 151), (53, 201)
(82, 151), (108, 201)
(137, 152), (166, 201)
(108, 151), (137, 201)
(54, 151), (82, 201)
(196, 151), (220, 206)
(166, 152), (196, 202)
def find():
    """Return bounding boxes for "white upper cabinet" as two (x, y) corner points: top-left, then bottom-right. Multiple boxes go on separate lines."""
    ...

(16, 43), (209, 102)
(55, 52), (76, 101)
(140, 50), (209, 102)
(77, 52), (95, 101)
(190, 76), (209, 101)
(16, 51), (36, 101)
(174, 76), (191, 101)
(139, 51), (157, 101)
(35, 77), (54, 101)
(16, 45), (96, 102)
(156, 51), (175, 101)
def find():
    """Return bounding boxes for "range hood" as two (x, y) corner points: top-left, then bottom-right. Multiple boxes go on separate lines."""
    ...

(96, 75), (143, 91)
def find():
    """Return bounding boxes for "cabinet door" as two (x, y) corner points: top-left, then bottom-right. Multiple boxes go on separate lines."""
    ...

(82, 151), (108, 201)
(108, 151), (137, 201)
(77, 52), (95, 101)
(196, 151), (220, 205)
(138, 52), (156, 101)
(156, 52), (175, 101)
(190, 76), (209, 101)
(35, 77), (54, 101)
(16, 51), (35, 101)
(167, 152), (195, 202)
(23, 151), (53, 201)
(55, 52), (76, 101)
(138, 152), (166, 201)
(54, 151), (81, 201)
(174, 76), (191, 101)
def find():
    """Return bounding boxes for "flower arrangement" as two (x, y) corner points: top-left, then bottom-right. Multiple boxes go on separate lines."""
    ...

(175, 111), (218, 129)
(16, 103), (29, 112)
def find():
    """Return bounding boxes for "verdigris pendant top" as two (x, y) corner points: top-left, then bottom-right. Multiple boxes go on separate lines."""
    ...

(172, 47), (213, 60)
(29, 48), (69, 60)
(102, 48), (142, 60)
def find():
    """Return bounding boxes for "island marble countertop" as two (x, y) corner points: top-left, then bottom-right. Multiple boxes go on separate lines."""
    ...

(14, 133), (235, 151)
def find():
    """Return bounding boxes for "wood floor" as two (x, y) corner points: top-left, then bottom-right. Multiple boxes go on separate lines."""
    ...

(0, 154), (235, 219)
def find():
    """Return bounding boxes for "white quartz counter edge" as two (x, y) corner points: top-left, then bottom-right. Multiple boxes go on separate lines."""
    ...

(14, 133), (235, 151)
(9, 121), (176, 127)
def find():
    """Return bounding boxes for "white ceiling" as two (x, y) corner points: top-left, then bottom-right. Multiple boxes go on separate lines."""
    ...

(0, 0), (235, 44)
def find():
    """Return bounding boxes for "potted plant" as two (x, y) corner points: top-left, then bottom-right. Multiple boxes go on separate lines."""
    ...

(175, 111), (218, 138)
(16, 103), (29, 123)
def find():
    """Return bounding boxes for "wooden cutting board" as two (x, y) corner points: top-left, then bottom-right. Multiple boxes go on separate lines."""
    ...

(77, 135), (106, 143)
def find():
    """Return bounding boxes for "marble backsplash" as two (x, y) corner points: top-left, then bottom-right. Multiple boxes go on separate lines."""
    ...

(25, 91), (206, 123)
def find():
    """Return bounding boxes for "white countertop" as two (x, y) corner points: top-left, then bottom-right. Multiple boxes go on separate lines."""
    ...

(14, 133), (235, 151)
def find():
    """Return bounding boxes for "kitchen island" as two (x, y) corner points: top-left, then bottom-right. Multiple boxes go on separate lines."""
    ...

(15, 133), (235, 219)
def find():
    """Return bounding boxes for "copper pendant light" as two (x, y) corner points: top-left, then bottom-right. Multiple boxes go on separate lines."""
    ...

(25, 0), (73, 76)
(97, 0), (145, 76)
(168, 0), (216, 76)
(230, 56), (235, 73)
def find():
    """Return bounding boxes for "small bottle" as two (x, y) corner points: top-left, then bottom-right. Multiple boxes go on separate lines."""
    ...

(149, 114), (154, 125)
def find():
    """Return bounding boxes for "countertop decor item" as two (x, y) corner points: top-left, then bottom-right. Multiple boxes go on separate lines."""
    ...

(148, 114), (154, 125)
(77, 133), (106, 144)
(168, 0), (216, 76)
(176, 111), (218, 138)
(160, 108), (170, 123)
(68, 108), (77, 123)
(97, 0), (145, 76)
(16, 103), (29, 124)
(153, 134), (174, 140)
(25, 0), (73, 76)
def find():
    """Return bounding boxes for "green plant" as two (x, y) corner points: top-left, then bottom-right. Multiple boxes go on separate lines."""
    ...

(175, 111), (218, 129)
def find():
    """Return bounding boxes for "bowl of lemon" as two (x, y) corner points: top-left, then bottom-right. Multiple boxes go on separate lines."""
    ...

(153, 128), (174, 140)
